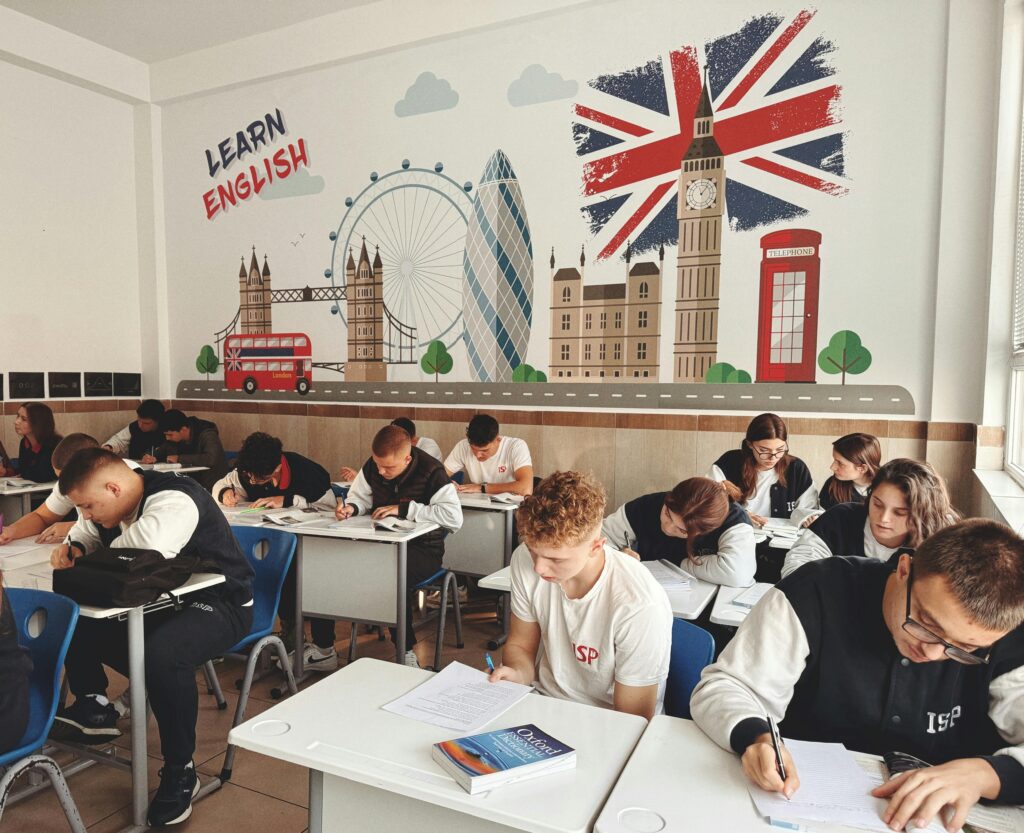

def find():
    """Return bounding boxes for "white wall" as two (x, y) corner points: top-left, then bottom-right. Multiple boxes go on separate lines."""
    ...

(0, 58), (143, 379)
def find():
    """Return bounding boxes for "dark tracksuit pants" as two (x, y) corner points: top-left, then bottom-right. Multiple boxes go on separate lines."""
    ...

(63, 587), (251, 765)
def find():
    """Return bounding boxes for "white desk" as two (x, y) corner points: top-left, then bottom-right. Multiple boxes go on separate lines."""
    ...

(2, 544), (226, 833)
(276, 517), (439, 676)
(0, 480), (56, 522)
(643, 562), (719, 621)
(230, 657), (647, 833)
(709, 583), (773, 627)
(479, 565), (511, 592)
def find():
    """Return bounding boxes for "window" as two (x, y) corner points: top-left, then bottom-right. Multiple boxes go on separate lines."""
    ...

(296, 336), (307, 347)
(562, 286), (571, 302)
(614, 311), (622, 329)
(637, 342), (647, 360)
(584, 344), (592, 360)
(268, 362), (281, 371)
(638, 310), (649, 329)
(560, 344), (570, 361)
(1007, 91), (1024, 485)
(639, 282), (649, 299)
(255, 362), (268, 372)
(242, 361), (255, 372)
(613, 342), (621, 360)
(585, 313), (592, 330)
(282, 337), (294, 348)
(600, 312), (607, 330)
(599, 344), (606, 360)
(254, 338), (267, 349)
(561, 313), (570, 331)
(267, 338), (280, 348)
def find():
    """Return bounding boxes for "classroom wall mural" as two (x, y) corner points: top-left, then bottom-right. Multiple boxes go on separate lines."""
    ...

(162, 1), (945, 416)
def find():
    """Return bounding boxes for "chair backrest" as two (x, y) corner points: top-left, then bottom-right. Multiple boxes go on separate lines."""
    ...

(5, 588), (79, 754)
(663, 617), (715, 719)
(230, 526), (296, 638)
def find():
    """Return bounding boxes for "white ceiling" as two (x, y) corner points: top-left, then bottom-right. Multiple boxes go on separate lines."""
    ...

(0, 0), (378, 63)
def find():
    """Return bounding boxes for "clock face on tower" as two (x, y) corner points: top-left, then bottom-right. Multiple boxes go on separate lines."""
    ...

(686, 178), (717, 210)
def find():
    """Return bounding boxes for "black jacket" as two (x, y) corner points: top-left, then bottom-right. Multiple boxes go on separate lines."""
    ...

(17, 436), (59, 483)
(819, 475), (868, 511)
(714, 448), (813, 518)
(220, 452), (331, 507)
(157, 417), (228, 490)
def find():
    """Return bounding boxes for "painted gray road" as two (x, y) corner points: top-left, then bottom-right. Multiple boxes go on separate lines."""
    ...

(176, 379), (915, 415)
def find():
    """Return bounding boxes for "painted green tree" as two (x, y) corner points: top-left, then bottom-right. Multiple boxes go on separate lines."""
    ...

(511, 363), (547, 383)
(705, 362), (752, 384)
(195, 345), (219, 379)
(420, 340), (453, 382)
(818, 330), (872, 384)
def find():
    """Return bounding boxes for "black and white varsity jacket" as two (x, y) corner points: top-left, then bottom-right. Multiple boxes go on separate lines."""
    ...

(781, 503), (900, 579)
(710, 449), (817, 522)
(691, 555), (1024, 803)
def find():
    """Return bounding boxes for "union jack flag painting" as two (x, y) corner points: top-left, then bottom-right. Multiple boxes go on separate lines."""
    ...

(574, 9), (848, 261)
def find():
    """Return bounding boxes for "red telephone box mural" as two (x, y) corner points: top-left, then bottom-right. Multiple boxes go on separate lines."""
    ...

(756, 229), (822, 383)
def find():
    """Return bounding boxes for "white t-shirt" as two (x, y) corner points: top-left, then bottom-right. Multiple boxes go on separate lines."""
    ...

(415, 436), (443, 462)
(510, 543), (673, 712)
(444, 436), (532, 485)
(709, 464), (776, 517)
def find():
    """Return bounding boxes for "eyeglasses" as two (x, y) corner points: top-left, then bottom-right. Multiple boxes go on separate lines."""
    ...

(749, 444), (789, 461)
(901, 562), (989, 666)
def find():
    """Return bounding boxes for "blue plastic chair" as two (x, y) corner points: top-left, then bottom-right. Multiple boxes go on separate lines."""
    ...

(0, 589), (84, 832)
(203, 526), (297, 782)
(663, 617), (715, 719)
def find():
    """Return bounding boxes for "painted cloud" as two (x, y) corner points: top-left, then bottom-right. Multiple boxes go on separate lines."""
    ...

(394, 71), (459, 117)
(507, 64), (578, 107)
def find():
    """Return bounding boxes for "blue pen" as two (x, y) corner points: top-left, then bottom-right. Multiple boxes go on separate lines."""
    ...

(485, 653), (495, 673)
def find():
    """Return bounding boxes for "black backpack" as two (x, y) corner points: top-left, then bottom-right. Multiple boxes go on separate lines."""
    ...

(52, 547), (202, 608)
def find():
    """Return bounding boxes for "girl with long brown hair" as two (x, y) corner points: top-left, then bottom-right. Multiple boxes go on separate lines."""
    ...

(782, 457), (959, 579)
(708, 413), (817, 528)
(13, 402), (62, 483)
(820, 432), (881, 510)
(602, 477), (756, 586)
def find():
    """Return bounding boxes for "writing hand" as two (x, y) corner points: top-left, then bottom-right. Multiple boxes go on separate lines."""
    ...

(335, 502), (354, 521)
(742, 734), (800, 798)
(622, 547), (641, 560)
(50, 544), (78, 570)
(488, 664), (524, 685)
(221, 489), (239, 507)
(141, 454), (157, 464)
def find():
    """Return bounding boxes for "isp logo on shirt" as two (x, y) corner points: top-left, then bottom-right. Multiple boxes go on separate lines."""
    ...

(498, 465), (507, 473)
(573, 642), (600, 667)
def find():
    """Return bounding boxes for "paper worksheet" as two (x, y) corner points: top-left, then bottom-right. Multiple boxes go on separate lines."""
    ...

(643, 559), (693, 591)
(731, 583), (771, 609)
(0, 540), (50, 558)
(382, 661), (532, 733)
(748, 739), (946, 833)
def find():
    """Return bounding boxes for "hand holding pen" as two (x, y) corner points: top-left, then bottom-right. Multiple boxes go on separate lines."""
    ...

(741, 716), (800, 798)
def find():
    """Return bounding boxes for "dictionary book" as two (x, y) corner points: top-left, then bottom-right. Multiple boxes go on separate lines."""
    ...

(432, 724), (576, 794)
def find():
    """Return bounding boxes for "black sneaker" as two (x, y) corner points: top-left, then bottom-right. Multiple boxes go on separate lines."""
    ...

(147, 761), (200, 827)
(51, 695), (121, 744)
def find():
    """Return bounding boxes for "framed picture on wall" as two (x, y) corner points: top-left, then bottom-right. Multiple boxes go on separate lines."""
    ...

(113, 373), (142, 397)
(9, 372), (45, 400)
(84, 372), (114, 397)
(49, 372), (82, 398)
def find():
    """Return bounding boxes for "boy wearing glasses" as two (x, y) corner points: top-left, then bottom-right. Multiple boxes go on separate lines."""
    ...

(691, 519), (1024, 832)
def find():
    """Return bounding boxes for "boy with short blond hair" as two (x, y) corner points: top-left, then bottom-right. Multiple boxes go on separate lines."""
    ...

(489, 471), (672, 719)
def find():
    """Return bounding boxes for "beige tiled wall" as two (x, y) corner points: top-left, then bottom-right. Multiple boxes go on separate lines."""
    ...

(8, 400), (980, 516)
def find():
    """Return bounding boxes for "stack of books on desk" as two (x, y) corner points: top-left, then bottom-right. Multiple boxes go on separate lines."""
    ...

(0, 477), (38, 488)
(432, 724), (575, 794)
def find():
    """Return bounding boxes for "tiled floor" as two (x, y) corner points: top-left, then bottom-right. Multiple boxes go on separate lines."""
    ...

(4, 594), (506, 833)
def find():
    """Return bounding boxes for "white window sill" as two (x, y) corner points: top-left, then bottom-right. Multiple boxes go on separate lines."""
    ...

(974, 469), (1024, 533)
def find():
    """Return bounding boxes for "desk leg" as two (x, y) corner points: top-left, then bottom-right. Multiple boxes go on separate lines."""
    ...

(501, 513), (513, 635)
(21, 493), (31, 518)
(395, 541), (407, 664)
(308, 769), (323, 833)
(293, 537), (306, 682)
(127, 607), (148, 830)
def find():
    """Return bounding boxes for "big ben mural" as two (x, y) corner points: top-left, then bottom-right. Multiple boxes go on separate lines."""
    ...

(674, 69), (725, 383)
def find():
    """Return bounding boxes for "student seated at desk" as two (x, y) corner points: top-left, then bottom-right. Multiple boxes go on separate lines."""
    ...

(48, 448), (253, 828)
(336, 416), (442, 480)
(213, 431), (334, 509)
(817, 432), (880, 513)
(0, 433), (100, 545)
(102, 398), (166, 460)
(0, 573), (32, 754)
(708, 412), (816, 528)
(489, 471), (672, 719)
(602, 477), (756, 586)
(329, 425), (462, 669)
(781, 458), (957, 580)
(691, 519), (1024, 832)
(13, 402), (62, 483)
(444, 413), (534, 496)
(145, 409), (228, 491)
